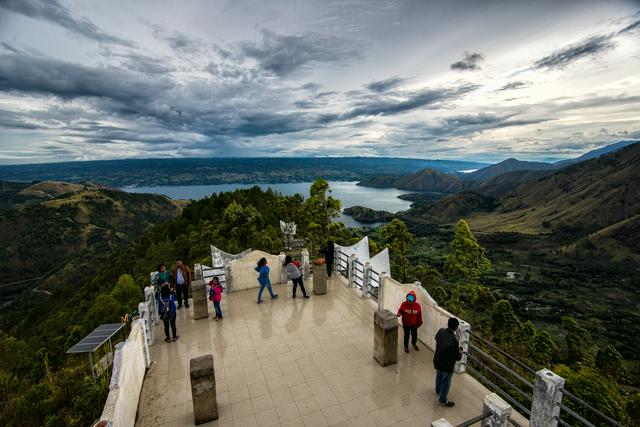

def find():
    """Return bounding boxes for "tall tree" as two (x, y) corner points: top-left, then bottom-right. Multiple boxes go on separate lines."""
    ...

(380, 219), (415, 281)
(562, 316), (595, 366)
(304, 179), (341, 254)
(444, 219), (491, 284)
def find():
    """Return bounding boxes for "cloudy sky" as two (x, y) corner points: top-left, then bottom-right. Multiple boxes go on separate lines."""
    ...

(0, 0), (639, 164)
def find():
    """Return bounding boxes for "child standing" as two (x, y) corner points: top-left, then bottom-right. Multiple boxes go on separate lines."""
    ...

(255, 257), (277, 304)
(209, 277), (224, 320)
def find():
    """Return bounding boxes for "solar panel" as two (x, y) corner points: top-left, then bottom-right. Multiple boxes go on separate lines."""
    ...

(66, 323), (125, 354)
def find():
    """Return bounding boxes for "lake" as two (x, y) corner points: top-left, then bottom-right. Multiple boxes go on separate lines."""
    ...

(122, 181), (413, 228)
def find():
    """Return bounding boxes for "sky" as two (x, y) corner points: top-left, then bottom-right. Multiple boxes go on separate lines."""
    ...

(0, 0), (639, 164)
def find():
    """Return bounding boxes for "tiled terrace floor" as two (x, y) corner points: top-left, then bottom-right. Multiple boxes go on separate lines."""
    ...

(135, 277), (527, 427)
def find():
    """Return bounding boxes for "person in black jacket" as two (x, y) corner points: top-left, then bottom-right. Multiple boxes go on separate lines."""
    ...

(325, 241), (334, 277)
(433, 317), (463, 407)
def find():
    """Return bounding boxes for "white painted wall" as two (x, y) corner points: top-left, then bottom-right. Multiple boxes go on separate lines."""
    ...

(229, 250), (285, 291)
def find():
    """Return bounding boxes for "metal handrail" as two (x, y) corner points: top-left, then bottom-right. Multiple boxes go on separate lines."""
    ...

(508, 419), (523, 427)
(559, 403), (596, 427)
(560, 388), (622, 427)
(469, 331), (537, 375)
(467, 354), (533, 402)
(468, 343), (534, 389)
(467, 366), (532, 417)
(455, 412), (492, 427)
(555, 416), (572, 427)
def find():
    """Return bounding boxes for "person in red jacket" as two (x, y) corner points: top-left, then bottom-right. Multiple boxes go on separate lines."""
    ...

(397, 290), (423, 353)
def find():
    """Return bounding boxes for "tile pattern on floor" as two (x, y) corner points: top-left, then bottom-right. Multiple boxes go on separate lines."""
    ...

(136, 277), (528, 426)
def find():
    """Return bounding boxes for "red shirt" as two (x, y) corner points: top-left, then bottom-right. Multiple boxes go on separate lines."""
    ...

(397, 291), (423, 327)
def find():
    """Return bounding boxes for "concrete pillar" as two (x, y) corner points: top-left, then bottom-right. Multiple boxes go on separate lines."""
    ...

(301, 249), (310, 280)
(377, 272), (387, 312)
(194, 263), (203, 280)
(143, 286), (158, 325)
(312, 264), (327, 295)
(373, 309), (398, 367)
(455, 321), (470, 374)
(361, 262), (371, 298)
(191, 278), (209, 320)
(190, 354), (218, 424)
(279, 252), (287, 284)
(431, 419), (453, 427)
(481, 393), (512, 427)
(138, 301), (155, 346)
(138, 314), (151, 368)
(223, 261), (233, 293)
(348, 255), (357, 287)
(530, 369), (564, 427)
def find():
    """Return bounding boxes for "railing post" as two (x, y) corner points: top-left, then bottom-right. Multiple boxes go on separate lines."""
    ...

(431, 419), (453, 427)
(348, 255), (357, 287)
(481, 393), (512, 427)
(223, 261), (233, 293)
(138, 301), (155, 346)
(362, 262), (371, 298)
(143, 286), (158, 325)
(138, 313), (151, 368)
(301, 249), (310, 280)
(377, 272), (387, 312)
(531, 369), (564, 427)
(455, 320), (470, 374)
(194, 263), (203, 280)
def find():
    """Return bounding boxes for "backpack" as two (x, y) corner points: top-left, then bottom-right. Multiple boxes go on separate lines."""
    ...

(159, 296), (172, 321)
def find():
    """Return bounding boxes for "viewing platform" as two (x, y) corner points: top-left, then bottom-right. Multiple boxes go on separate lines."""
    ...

(134, 276), (528, 427)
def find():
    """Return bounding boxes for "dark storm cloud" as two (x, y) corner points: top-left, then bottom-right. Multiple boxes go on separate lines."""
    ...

(0, 110), (41, 129)
(617, 18), (640, 35)
(240, 30), (362, 77)
(366, 76), (407, 92)
(408, 113), (552, 139)
(497, 81), (530, 91)
(342, 83), (480, 119)
(533, 35), (615, 69)
(450, 51), (485, 71)
(0, 0), (134, 47)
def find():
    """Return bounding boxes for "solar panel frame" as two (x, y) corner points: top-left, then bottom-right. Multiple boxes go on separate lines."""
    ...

(66, 323), (126, 354)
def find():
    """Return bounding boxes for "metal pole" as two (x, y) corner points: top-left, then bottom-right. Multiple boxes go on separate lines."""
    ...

(89, 352), (96, 380)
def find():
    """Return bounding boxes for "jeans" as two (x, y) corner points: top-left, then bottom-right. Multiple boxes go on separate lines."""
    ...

(435, 370), (454, 403)
(292, 277), (307, 297)
(403, 326), (418, 348)
(213, 300), (222, 318)
(257, 282), (275, 300)
(163, 317), (177, 340)
(176, 284), (189, 306)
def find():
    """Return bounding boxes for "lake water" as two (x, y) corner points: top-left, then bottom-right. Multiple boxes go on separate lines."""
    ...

(122, 181), (413, 228)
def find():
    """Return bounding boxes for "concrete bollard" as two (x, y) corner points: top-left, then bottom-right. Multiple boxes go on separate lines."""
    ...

(481, 393), (512, 427)
(431, 418), (453, 427)
(531, 369), (564, 427)
(191, 278), (209, 320)
(455, 320), (470, 374)
(373, 309), (398, 367)
(190, 354), (218, 424)
(312, 264), (327, 295)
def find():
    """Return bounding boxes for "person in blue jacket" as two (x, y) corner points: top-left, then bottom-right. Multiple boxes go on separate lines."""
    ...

(157, 283), (178, 343)
(255, 257), (278, 304)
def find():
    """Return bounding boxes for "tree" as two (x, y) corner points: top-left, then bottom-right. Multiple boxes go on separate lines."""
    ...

(444, 219), (491, 284)
(562, 316), (595, 366)
(491, 300), (522, 350)
(304, 179), (341, 254)
(380, 219), (415, 281)
(530, 331), (558, 367)
(596, 345), (628, 382)
(626, 392), (640, 427)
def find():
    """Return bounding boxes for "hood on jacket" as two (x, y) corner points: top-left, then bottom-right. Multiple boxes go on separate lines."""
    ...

(406, 290), (417, 301)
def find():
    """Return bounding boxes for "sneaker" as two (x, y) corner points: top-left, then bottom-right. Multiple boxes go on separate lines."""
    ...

(172, 336), (179, 342)
(440, 401), (455, 407)
(218, 316), (223, 319)
(177, 305), (182, 310)
(164, 338), (171, 343)
(303, 295), (310, 299)
(272, 294), (278, 299)
(215, 317), (218, 321)
(185, 303), (189, 308)
(413, 345), (420, 351)
(257, 300), (263, 304)
(404, 348), (409, 354)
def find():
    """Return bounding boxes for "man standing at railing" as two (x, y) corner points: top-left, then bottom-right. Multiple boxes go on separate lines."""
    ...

(397, 290), (423, 353)
(172, 258), (191, 309)
(434, 317), (463, 407)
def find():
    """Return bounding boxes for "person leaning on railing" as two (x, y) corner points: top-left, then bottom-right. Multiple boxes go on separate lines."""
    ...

(434, 317), (463, 407)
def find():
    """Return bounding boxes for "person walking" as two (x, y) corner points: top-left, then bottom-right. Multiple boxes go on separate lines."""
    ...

(433, 317), (463, 407)
(283, 255), (309, 298)
(157, 283), (178, 343)
(325, 241), (334, 277)
(255, 257), (277, 304)
(397, 290), (423, 353)
(172, 258), (191, 309)
(209, 277), (224, 320)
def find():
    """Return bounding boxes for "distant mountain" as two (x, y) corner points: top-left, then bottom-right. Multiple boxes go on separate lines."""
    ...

(0, 157), (489, 187)
(359, 168), (464, 193)
(342, 206), (395, 224)
(399, 191), (498, 225)
(463, 158), (556, 181)
(0, 181), (183, 304)
(554, 140), (638, 167)
(471, 170), (554, 198)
